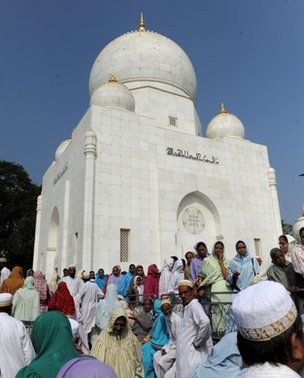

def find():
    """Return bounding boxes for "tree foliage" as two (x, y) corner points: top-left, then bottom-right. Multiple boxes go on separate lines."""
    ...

(0, 160), (41, 270)
(281, 219), (293, 235)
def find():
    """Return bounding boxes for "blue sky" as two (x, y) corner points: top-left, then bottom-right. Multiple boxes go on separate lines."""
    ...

(0, 0), (303, 225)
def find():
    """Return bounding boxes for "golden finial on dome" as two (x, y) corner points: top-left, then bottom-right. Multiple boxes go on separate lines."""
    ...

(139, 11), (146, 32)
(219, 103), (228, 114)
(108, 73), (118, 83)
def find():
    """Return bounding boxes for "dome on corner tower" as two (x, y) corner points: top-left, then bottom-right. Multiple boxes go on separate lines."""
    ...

(206, 104), (245, 140)
(89, 14), (197, 101)
(90, 74), (135, 111)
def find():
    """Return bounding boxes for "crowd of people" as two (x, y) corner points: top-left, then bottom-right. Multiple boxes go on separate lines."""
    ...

(1, 227), (304, 377)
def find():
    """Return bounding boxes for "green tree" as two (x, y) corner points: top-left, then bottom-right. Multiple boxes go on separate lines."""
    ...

(0, 160), (40, 271)
(281, 219), (293, 235)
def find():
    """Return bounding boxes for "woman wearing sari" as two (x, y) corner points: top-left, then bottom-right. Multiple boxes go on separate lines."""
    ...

(226, 240), (260, 291)
(200, 241), (231, 336)
(144, 264), (159, 300)
(142, 299), (169, 378)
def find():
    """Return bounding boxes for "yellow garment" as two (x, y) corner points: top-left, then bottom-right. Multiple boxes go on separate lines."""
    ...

(184, 264), (190, 280)
(91, 308), (144, 378)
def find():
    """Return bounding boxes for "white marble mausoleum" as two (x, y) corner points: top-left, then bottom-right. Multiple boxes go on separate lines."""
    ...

(33, 16), (282, 279)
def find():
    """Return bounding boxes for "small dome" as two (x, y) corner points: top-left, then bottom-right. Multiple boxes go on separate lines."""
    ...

(206, 104), (245, 140)
(55, 138), (71, 160)
(89, 16), (196, 101)
(90, 74), (135, 112)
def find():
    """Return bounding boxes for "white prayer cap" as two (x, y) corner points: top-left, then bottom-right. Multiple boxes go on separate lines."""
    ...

(160, 298), (171, 307)
(0, 293), (13, 307)
(82, 272), (90, 280)
(232, 281), (297, 341)
(177, 279), (194, 289)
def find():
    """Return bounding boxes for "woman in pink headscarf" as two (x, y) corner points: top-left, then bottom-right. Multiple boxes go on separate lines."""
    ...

(33, 271), (50, 313)
(143, 264), (159, 299)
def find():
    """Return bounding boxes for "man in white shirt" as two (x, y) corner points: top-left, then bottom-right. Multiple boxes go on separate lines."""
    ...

(0, 293), (35, 378)
(61, 265), (82, 298)
(175, 280), (212, 378)
(76, 272), (104, 353)
(232, 281), (304, 377)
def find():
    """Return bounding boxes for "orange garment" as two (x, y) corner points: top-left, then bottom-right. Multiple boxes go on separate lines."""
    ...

(1, 266), (24, 295)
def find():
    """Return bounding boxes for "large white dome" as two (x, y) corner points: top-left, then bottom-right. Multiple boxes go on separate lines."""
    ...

(206, 104), (245, 140)
(89, 26), (197, 101)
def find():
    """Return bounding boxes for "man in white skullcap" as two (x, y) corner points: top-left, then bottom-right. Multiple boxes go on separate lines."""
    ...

(76, 271), (104, 353)
(153, 298), (181, 378)
(232, 280), (304, 377)
(175, 280), (212, 378)
(0, 293), (35, 377)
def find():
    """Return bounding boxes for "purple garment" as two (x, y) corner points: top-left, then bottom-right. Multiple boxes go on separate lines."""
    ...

(189, 256), (205, 282)
(107, 274), (122, 287)
(56, 357), (117, 378)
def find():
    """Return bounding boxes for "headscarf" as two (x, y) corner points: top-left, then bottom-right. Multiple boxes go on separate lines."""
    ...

(95, 270), (107, 291)
(0, 266), (24, 295)
(91, 308), (144, 378)
(168, 259), (184, 294)
(33, 271), (48, 300)
(106, 265), (122, 288)
(48, 282), (76, 316)
(95, 283), (123, 330)
(117, 269), (134, 298)
(12, 276), (40, 321)
(56, 357), (118, 378)
(16, 311), (81, 378)
(187, 332), (241, 378)
(26, 269), (34, 277)
(143, 264), (159, 299)
(149, 299), (169, 346)
(159, 257), (174, 297)
(189, 242), (209, 281)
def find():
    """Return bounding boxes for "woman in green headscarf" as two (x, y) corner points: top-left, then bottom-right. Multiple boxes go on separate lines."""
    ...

(16, 311), (81, 378)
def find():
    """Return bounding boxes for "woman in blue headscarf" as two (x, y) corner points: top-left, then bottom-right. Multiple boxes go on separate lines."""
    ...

(227, 240), (260, 291)
(142, 299), (169, 378)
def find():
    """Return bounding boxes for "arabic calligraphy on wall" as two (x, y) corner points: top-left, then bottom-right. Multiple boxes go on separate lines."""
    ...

(166, 147), (219, 165)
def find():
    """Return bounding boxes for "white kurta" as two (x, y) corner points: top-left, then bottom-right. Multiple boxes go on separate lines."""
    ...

(0, 313), (35, 378)
(239, 362), (301, 377)
(76, 281), (104, 353)
(175, 298), (211, 378)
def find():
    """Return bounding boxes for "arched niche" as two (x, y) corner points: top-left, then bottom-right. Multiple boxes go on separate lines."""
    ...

(44, 207), (60, 278)
(176, 191), (222, 254)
